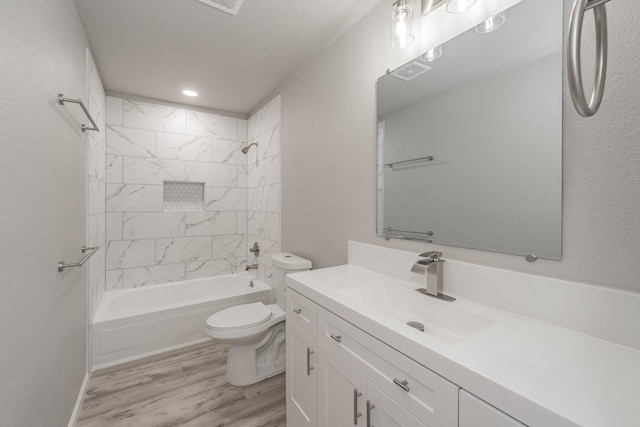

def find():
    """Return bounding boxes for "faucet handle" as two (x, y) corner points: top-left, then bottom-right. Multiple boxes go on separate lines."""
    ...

(419, 251), (442, 261)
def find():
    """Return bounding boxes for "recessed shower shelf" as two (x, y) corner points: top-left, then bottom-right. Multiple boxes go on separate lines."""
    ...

(163, 181), (204, 211)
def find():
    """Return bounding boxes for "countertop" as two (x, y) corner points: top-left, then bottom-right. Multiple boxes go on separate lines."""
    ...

(286, 264), (640, 427)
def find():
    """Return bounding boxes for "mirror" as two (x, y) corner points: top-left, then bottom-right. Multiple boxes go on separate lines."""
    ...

(376, 0), (563, 260)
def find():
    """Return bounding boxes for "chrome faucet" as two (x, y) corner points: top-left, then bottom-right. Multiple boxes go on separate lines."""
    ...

(411, 251), (455, 302)
(246, 264), (258, 271)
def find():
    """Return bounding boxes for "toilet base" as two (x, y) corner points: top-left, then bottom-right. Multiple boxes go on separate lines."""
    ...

(225, 322), (286, 386)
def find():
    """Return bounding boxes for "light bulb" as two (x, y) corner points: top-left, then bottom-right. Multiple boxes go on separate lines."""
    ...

(182, 89), (198, 97)
(445, 0), (476, 13)
(391, 0), (415, 48)
(475, 12), (506, 33)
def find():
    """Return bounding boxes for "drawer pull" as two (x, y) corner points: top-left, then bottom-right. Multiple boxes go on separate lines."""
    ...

(393, 378), (410, 392)
(366, 400), (375, 427)
(354, 388), (363, 424)
(330, 334), (342, 343)
(293, 308), (302, 314)
(306, 348), (314, 375)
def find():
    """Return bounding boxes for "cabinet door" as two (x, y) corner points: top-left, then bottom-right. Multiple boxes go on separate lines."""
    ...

(367, 382), (428, 427)
(286, 320), (317, 427)
(459, 390), (526, 427)
(317, 343), (368, 427)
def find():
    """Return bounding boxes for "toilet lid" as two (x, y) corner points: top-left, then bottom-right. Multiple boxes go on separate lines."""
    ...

(206, 302), (273, 330)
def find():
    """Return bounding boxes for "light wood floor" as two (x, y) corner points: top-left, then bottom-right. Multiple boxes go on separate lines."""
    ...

(77, 341), (286, 427)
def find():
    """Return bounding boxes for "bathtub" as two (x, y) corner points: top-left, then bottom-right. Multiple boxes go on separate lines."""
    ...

(92, 272), (271, 369)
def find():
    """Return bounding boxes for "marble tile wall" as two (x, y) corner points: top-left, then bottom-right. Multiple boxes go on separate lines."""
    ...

(246, 96), (282, 284)
(104, 96), (249, 289)
(86, 49), (106, 319)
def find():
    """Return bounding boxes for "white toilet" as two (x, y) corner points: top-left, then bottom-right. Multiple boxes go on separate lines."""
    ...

(205, 253), (312, 386)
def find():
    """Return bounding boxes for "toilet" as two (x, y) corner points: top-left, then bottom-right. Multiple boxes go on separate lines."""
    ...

(205, 253), (312, 386)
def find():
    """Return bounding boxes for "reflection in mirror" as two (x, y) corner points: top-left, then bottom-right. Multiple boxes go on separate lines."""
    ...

(377, 0), (562, 260)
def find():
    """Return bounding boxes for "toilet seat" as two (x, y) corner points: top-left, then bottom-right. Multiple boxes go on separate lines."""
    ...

(205, 303), (286, 344)
(206, 302), (272, 331)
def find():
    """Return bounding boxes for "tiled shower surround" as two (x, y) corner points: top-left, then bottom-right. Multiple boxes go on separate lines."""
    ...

(247, 96), (282, 283)
(104, 96), (281, 290)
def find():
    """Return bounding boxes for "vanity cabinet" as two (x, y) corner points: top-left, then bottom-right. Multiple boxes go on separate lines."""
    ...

(368, 381), (429, 427)
(317, 343), (367, 426)
(286, 288), (459, 427)
(459, 390), (526, 427)
(286, 290), (319, 427)
(318, 307), (459, 427)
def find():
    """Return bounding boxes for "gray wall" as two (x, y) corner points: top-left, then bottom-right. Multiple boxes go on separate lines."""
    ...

(279, 0), (640, 292)
(0, 0), (91, 425)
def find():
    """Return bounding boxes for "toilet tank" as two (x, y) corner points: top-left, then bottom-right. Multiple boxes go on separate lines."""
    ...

(271, 253), (312, 308)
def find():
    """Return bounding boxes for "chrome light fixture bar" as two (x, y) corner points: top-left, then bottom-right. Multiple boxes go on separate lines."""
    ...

(421, 0), (445, 16)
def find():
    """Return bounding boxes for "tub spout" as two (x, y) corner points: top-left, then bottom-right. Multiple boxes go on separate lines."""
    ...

(246, 264), (258, 271)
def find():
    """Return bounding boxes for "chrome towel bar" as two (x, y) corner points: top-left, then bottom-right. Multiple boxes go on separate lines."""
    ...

(383, 228), (434, 242)
(568, 0), (612, 117)
(58, 94), (100, 132)
(384, 155), (434, 169)
(58, 246), (100, 272)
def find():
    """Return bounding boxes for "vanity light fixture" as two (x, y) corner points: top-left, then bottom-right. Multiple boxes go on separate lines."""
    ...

(475, 12), (506, 33)
(421, 0), (446, 16)
(418, 45), (443, 62)
(391, 0), (415, 48)
(182, 89), (198, 97)
(445, 0), (477, 13)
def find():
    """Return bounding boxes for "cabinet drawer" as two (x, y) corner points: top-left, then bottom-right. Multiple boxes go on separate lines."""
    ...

(318, 308), (458, 427)
(286, 288), (318, 337)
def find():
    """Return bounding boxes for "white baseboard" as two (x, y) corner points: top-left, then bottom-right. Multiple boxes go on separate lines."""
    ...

(67, 372), (90, 427)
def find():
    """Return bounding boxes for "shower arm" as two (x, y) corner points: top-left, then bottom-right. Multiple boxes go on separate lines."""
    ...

(241, 142), (259, 154)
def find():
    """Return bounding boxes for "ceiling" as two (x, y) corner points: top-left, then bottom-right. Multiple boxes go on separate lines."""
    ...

(74, 0), (381, 116)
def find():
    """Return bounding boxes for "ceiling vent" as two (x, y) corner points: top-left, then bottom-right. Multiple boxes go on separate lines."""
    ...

(196, 0), (245, 16)
(390, 61), (431, 81)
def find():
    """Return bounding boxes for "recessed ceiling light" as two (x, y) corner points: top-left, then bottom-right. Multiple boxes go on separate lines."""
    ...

(182, 89), (198, 97)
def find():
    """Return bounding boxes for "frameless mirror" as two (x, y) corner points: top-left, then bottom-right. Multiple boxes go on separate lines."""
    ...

(376, 0), (562, 260)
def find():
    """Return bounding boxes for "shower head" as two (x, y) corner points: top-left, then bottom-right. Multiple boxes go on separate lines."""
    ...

(241, 142), (258, 154)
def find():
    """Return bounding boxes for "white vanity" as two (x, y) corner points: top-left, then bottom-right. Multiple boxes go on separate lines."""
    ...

(284, 242), (640, 427)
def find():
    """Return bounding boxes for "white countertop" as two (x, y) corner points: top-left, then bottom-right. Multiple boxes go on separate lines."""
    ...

(287, 264), (640, 427)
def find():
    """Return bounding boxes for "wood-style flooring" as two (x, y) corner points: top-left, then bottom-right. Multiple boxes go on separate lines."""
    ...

(77, 341), (286, 427)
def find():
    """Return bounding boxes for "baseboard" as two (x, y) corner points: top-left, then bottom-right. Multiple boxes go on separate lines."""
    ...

(67, 372), (91, 427)
(91, 337), (211, 372)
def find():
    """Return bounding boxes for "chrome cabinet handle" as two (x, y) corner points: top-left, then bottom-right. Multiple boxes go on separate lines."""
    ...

(393, 378), (410, 392)
(366, 400), (375, 427)
(330, 334), (342, 343)
(306, 348), (314, 375)
(293, 308), (302, 314)
(354, 388), (363, 424)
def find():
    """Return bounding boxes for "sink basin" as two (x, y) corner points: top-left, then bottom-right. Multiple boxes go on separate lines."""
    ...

(339, 282), (493, 344)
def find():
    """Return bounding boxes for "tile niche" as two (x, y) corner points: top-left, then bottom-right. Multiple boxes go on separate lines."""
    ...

(104, 96), (281, 290)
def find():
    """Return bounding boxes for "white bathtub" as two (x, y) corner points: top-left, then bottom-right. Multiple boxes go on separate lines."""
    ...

(92, 272), (271, 369)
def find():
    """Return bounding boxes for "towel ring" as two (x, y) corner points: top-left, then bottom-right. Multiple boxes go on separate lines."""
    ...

(567, 0), (608, 117)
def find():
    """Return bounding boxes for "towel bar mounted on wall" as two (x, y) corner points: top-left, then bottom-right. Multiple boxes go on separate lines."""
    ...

(58, 246), (100, 272)
(384, 228), (434, 242)
(58, 94), (100, 132)
(384, 156), (435, 169)
(567, 0), (613, 117)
